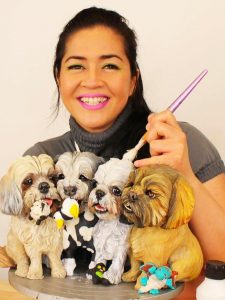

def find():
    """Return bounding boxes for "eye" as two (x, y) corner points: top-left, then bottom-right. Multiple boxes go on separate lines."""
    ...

(48, 174), (55, 182)
(79, 174), (88, 181)
(146, 189), (156, 199)
(22, 178), (33, 186)
(112, 186), (122, 196)
(103, 64), (119, 70)
(91, 179), (98, 189)
(48, 174), (57, 186)
(57, 173), (65, 180)
(67, 64), (84, 70)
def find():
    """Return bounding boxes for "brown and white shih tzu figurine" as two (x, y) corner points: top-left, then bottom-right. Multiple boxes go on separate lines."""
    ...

(0, 154), (66, 279)
(120, 164), (203, 289)
(88, 157), (134, 285)
(54, 151), (104, 276)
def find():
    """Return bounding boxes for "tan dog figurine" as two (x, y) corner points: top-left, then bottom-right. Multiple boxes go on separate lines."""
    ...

(120, 164), (203, 289)
(0, 154), (66, 279)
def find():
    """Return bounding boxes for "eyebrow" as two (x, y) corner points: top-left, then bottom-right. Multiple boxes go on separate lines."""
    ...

(65, 54), (123, 63)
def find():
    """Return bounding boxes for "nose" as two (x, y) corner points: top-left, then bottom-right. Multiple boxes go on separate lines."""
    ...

(129, 192), (138, 202)
(81, 68), (103, 88)
(96, 189), (105, 201)
(64, 186), (77, 197)
(38, 182), (50, 194)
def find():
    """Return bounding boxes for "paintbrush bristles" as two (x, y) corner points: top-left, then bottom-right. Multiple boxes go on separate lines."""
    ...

(123, 138), (146, 161)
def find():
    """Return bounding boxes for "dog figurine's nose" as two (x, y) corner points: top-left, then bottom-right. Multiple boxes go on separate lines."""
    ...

(38, 182), (50, 194)
(96, 189), (105, 200)
(64, 186), (77, 197)
(129, 191), (138, 202)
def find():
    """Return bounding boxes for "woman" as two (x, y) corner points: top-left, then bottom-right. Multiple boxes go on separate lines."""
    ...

(23, 7), (225, 299)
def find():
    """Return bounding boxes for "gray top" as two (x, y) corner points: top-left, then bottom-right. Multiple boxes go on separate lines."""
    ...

(24, 105), (224, 183)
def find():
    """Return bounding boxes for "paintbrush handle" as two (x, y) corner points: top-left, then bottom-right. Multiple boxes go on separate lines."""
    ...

(167, 69), (208, 113)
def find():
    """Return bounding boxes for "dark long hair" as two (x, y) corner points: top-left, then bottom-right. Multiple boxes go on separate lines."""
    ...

(53, 7), (150, 116)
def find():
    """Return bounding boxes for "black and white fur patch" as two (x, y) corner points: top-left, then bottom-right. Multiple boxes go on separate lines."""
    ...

(61, 207), (98, 276)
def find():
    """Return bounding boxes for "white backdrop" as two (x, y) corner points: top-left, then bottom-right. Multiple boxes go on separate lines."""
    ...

(0, 0), (225, 279)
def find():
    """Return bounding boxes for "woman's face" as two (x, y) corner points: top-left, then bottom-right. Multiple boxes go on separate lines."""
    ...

(58, 25), (137, 132)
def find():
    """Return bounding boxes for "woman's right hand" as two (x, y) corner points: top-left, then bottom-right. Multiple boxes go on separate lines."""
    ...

(134, 110), (195, 181)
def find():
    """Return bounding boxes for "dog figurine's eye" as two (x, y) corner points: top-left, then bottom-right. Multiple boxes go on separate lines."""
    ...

(79, 174), (88, 181)
(91, 179), (98, 189)
(48, 175), (56, 182)
(146, 189), (156, 199)
(112, 186), (122, 196)
(48, 175), (57, 186)
(57, 173), (65, 180)
(22, 178), (33, 186)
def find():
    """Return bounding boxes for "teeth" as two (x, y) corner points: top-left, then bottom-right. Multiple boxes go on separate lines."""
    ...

(95, 204), (107, 212)
(80, 97), (108, 105)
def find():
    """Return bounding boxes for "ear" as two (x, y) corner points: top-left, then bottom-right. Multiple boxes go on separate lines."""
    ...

(164, 175), (195, 229)
(53, 154), (60, 164)
(0, 175), (23, 216)
(129, 68), (139, 96)
(96, 156), (105, 168)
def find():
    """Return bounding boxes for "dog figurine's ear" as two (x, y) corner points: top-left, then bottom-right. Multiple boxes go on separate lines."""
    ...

(0, 174), (23, 216)
(53, 154), (60, 164)
(96, 156), (105, 168)
(164, 175), (195, 229)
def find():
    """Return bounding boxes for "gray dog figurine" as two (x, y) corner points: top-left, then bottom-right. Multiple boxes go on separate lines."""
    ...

(54, 151), (104, 276)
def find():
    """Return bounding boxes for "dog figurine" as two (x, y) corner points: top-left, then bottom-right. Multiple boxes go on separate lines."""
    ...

(88, 157), (134, 285)
(0, 154), (66, 279)
(121, 164), (203, 289)
(54, 151), (104, 276)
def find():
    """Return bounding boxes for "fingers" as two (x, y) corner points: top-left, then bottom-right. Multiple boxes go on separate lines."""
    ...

(144, 110), (185, 149)
(134, 138), (186, 169)
(149, 137), (186, 157)
(146, 109), (180, 131)
(134, 155), (170, 168)
(145, 121), (182, 143)
(135, 109), (194, 178)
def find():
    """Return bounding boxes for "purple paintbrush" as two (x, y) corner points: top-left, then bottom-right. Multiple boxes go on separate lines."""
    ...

(167, 69), (208, 113)
(123, 69), (208, 161)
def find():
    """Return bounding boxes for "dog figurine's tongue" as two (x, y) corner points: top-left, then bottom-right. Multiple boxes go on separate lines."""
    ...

(44, 198), (53, 206)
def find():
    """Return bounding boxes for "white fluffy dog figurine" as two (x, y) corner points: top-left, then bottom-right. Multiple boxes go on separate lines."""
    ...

(54, 151), (104, 276)
(88, 157), (134, 285)
(0, 154), (66, 279)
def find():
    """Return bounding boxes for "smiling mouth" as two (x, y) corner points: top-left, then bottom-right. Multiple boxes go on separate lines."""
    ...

(94, 204), (108, 213)
(79, 96), (109, 105)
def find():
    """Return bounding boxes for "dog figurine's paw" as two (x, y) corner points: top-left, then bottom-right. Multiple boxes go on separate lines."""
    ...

(134, 280), (141, 290)
(122, 270), (139, 282)
(27, 269), (44, 280)
(51, 266), (66, 278)
(103, 269), (122, 285)
(62, 258), (76, 276)
(15, 264), (29, 278)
